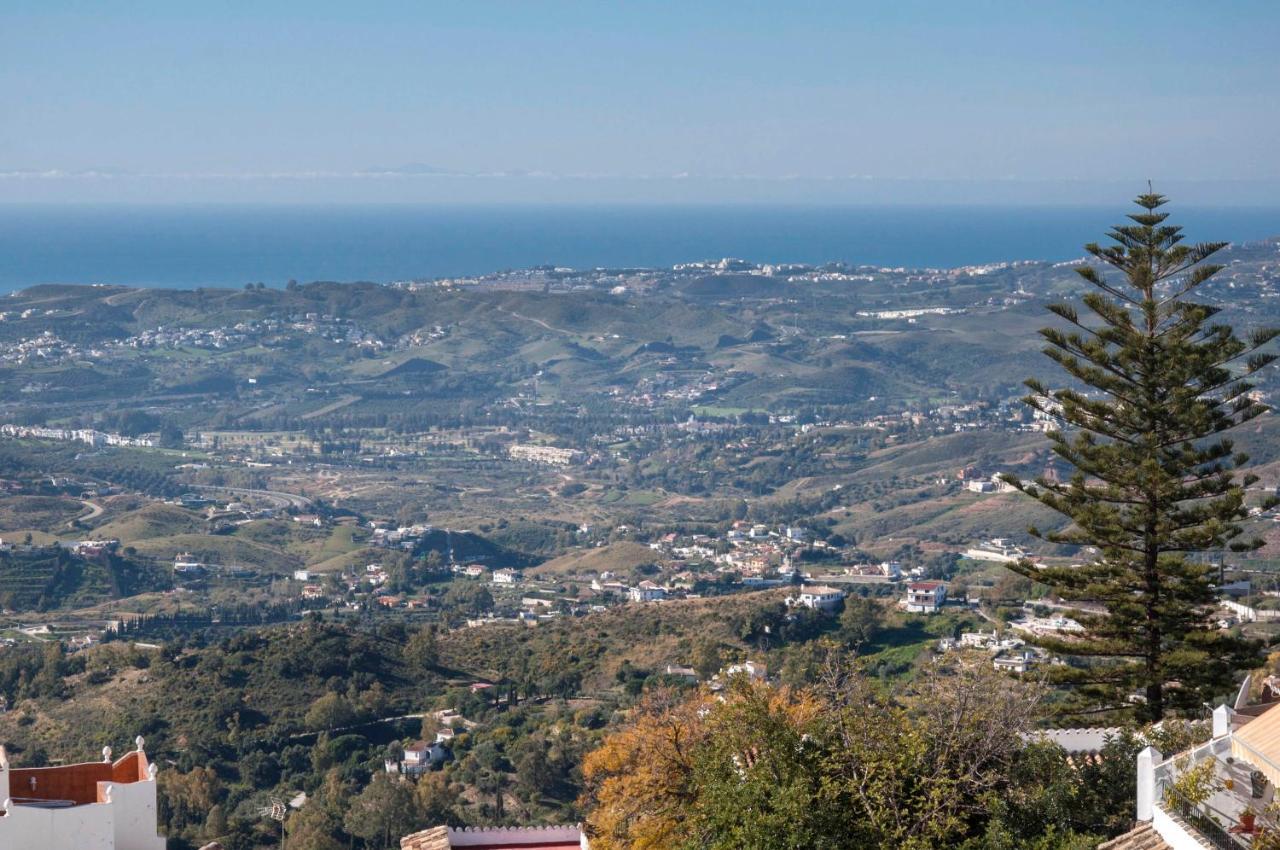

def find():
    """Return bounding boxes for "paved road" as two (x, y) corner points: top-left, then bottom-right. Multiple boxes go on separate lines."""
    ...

(190, 484), (312, 510)
(67, 500), (104, 528)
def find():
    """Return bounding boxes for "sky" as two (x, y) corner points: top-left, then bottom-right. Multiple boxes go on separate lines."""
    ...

(2, 1), (1279, 204)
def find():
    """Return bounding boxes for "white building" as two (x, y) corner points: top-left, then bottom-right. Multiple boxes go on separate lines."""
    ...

(902, 581), (947, 613)
(789, 585), (845, 613)
(1112, 676), (1280, 848)
(723, 660), (768, 681)
(963, 538), (1027, 563)
(0, 739), (166, 850)
(628, 582), (666, 603)
(507, 444), (580, 466)
(992, 651), (1040, 674)
(491, 569), (521, 585)
(960, 630), (998, 649)
(172, 552), (202, 571)
(402, 824), (588, 850)
(389, 740), (449, 777)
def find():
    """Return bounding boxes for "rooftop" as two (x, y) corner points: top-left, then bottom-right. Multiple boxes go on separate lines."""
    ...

(401, 825), (585, 850)
(1, 740), (153, 808)
(1097, 823), (1171, 850)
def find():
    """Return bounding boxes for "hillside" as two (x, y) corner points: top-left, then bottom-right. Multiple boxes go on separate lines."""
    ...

(527, 541), (660, 578)
(92, 502), (208, 541)
(0, 547), (170, 611)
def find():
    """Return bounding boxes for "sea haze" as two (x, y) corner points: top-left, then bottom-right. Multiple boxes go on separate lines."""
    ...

(1, 204), (1279, 293)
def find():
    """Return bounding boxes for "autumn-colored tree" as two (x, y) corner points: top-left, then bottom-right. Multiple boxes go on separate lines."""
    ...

(413, 771), (462, 827)
(581, 688), (715, 849)
(581, 664), (1105, 850)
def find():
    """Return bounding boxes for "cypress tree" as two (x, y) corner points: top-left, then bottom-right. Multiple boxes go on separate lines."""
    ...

(1004, 191), (1278, 721)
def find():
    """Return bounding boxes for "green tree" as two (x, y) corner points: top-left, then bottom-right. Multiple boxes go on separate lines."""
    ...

(838, 596), (883, 646)
(344, 772), (420, 849)
(1005, 192), (1276, 721)
(690, 639), (722, 681)
(405, 626), (440, 673)
(285, 806), (345, 850)
(413, 772), (461, 827)
(204, 804), (228, 842)
(305, 692), (358, 731)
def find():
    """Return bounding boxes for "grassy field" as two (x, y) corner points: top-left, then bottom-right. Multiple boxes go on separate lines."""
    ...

(130, 533), (302, 572)
(858, 609), (984, 676)
(528, 541), (659, 578)
(0, 496), (84, 532)
(93, 503), (207, 542)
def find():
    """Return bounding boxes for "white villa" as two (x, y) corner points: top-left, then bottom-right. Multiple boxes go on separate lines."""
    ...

(788, 585), (845, 613)
(1108, 675), (1280, 848)
(0, 738), (166, 850)
(964, 537), (1028, 563)
(628, 582), (666, 603)
(902, 581), (947, 613)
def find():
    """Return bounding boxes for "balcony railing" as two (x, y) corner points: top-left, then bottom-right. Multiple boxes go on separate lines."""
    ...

(1163, 801), (1249, 850)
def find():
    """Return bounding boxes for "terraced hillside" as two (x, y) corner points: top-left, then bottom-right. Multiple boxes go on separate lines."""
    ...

(0, 547), (169, 611)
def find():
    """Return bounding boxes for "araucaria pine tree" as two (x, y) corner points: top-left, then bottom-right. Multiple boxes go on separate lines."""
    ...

(1004, 192), (1278, 722)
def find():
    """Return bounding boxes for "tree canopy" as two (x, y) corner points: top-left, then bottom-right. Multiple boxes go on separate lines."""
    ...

(581, 663), (1125, 849)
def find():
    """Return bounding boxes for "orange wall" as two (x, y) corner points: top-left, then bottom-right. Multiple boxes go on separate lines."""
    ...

(9, 751), (150, 805)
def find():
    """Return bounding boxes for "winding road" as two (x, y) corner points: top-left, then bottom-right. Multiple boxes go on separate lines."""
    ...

(190, 484), (313, 510)
(67, 499), (103, 528)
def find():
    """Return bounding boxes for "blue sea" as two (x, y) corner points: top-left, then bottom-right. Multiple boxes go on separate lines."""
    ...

(1, 204), (1279, 292)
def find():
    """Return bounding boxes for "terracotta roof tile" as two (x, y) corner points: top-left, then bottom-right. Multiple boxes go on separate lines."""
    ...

(1097, 823), (1171, 850)
(401, 827), (452, 850)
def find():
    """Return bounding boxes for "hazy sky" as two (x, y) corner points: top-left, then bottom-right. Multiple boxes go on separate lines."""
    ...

(3, 1), (1279, 204)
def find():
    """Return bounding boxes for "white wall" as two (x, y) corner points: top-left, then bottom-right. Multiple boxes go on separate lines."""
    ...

(0, 778), (165, 850)
(1152, 805), (1217, 850)
(447, 826), (584, 846)
(0, 800), (116, 850)
(1222, 599), (1280, 623)
(106, 779), (167, 850)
